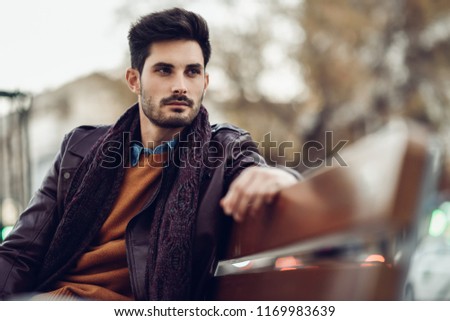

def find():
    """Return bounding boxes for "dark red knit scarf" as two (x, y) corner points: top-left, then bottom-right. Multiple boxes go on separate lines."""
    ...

(37, 103), (211, 300)
(146, 105), (212, 300)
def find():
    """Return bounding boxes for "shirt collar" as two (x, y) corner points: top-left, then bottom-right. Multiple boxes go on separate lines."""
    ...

(130, 139), (177, 167)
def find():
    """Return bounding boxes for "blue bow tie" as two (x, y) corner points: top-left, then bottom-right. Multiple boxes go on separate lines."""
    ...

(130, 139), (177, 167)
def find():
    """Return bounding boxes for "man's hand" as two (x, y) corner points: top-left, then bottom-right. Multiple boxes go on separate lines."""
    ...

(220, 166), (298, 222)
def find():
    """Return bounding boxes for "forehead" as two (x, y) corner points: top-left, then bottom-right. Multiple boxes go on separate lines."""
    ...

(146, 40), (204, 66)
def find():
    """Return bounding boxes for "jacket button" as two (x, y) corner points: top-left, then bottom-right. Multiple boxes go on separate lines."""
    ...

(63, 172), (71, 179)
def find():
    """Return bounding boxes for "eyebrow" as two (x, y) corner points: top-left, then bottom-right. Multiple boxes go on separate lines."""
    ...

(152, 62), (174, 69)
(151, 62), (204, 70)
(186, 63), (203, 70)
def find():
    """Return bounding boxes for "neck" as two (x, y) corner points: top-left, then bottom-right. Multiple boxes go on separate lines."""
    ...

(139, 109), (183, 149)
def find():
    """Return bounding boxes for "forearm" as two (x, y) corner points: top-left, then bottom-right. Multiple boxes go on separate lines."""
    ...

(0, 135), (66, 299)
(0, 192), (59, 298)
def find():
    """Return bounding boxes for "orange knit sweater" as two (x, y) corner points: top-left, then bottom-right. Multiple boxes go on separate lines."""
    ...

(34, 154), (166, 300)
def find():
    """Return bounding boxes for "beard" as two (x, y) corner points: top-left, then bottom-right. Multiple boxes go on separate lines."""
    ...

(140, 89), (204, 128)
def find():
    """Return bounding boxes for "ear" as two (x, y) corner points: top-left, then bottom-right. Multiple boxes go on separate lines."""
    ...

(126, 68), (141, 95)
(203, 72), (209, 93)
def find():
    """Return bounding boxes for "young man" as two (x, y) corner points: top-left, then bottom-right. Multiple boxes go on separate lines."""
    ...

(0, 8), (298, 300)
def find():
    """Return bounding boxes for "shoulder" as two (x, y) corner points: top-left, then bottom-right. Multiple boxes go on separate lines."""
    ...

(63, 125), (111, 157)
(210, 123), (262, 167)
(66, 125), (110, 139)
(211, 123), (249, 135)
(211, 123), (253, 145)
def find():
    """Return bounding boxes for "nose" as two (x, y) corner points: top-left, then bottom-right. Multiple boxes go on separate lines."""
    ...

(171, 74), (187, 95)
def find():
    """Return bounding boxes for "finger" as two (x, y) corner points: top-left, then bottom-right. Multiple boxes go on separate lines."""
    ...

(229, 175), (257, 221)
(220, 183), (239, 216)
(262, 182), (280, 205)
(246, 179), (279, 217)
(232, 183), (256, 222)
(248, 190), (265, 218)
(232, 172), (267, 220)
(220, 169), (254, 216)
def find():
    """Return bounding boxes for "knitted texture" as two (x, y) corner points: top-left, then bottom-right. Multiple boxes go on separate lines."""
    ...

(147, 106), (211, 300)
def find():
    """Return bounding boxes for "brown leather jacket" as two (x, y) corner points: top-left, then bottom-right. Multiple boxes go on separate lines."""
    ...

(0, 123), (278, 300)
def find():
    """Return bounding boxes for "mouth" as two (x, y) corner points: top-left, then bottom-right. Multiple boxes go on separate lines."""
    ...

(164, 101), (192, 113)
(166, 103), (189, 113)
(165, 101), (190, 107)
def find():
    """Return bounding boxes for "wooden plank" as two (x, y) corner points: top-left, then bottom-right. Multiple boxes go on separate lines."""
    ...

(214, 264), (400, 301)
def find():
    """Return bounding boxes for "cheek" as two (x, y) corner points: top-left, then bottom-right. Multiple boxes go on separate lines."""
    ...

(142, 78), (168, 94)
(192, 80), (207, 96)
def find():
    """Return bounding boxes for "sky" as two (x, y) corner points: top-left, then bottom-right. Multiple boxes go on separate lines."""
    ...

(0, 0), (128, 94)
(0, 0), (304, 102)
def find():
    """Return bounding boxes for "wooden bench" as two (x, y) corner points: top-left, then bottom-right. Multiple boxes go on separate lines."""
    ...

(212, 119), (444, 300)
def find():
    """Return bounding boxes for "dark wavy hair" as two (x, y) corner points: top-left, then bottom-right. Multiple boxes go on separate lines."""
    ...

(128, 7), (211, 73)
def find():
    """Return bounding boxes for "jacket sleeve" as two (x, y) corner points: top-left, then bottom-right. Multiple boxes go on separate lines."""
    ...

(223, 130), (301, 185)
(0, 133), (69, 299)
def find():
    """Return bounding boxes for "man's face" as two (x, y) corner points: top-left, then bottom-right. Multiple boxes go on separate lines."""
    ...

(137, 40), (209, 129)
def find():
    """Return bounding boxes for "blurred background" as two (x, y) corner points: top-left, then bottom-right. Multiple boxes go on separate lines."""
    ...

(1, 0), (450, 299)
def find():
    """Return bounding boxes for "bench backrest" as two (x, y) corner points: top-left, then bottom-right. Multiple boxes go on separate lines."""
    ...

(213, 119), (440, 300)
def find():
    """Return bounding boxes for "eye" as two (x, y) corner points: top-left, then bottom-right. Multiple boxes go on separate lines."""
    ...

(186, 68), (201, 77)
(155, 67), (171, 75)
